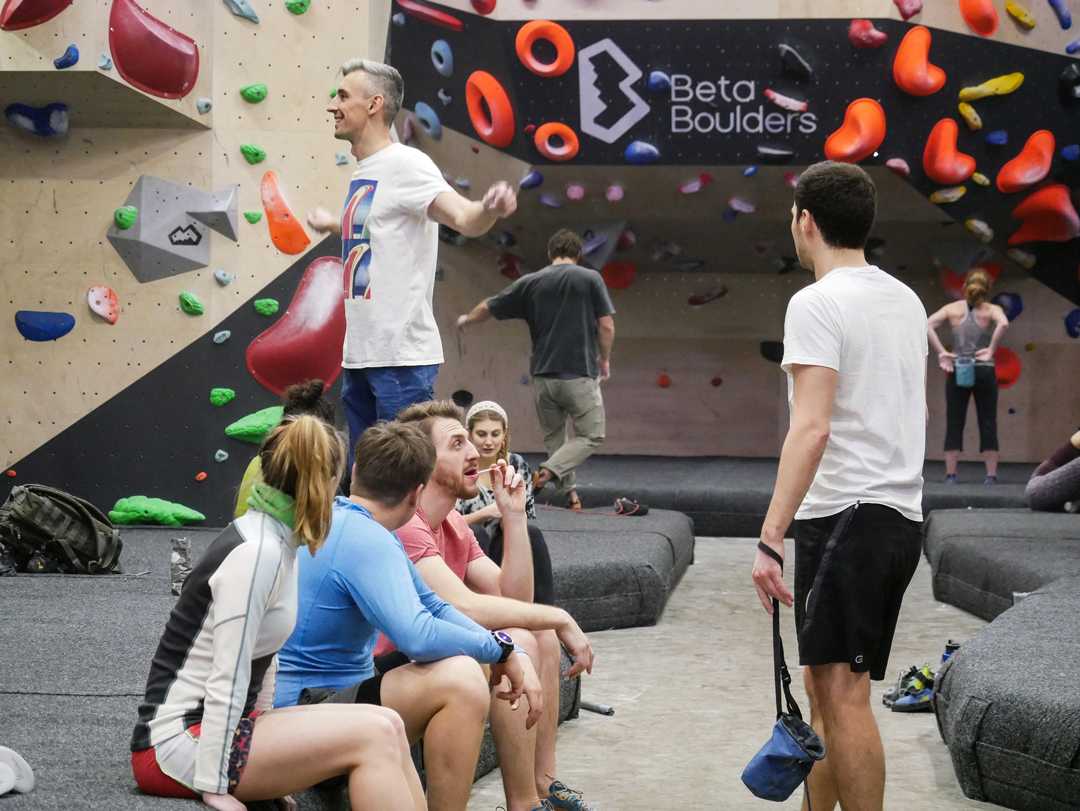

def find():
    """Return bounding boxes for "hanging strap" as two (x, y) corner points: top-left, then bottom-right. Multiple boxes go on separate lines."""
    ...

(757, 541), (804, 722)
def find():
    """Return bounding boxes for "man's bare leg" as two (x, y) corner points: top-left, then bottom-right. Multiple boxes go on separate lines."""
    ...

(490, 628), (542, 811)
(802, 668), (840, 811)
(533, 629), (562, 798)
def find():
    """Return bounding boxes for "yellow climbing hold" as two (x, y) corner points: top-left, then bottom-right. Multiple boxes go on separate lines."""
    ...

(1024, 342), (1037, 352)
(959, 72), (1025, 102)
(1005, 0), (1036, 29)
(931, 186), (967, 204)
(965, 218), (994, 243)
(972, 172), (990, 186)
(958, 102), (982, 131)
(1007, 247), (1036, 268)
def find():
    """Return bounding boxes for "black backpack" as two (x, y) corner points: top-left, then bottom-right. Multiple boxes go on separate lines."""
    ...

(0, 484), (122, 574)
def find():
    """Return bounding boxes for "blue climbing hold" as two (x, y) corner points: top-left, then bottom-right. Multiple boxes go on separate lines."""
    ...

(1048, 0), (1072, 29)
(223, 0), (260, 23)
(646, 70), (671, 93)
(196, 98), (212, 114)
(539, 193), (562, 208)
(1066, 308), (1080, 338)
(743, 165), (759, 177)
(5, 103), (69, 137)
(98, 53), (113, 71)
(985, 129), (1008, 146)
(520, 170), (543, 189)
(54, 44), (79, 70)
(1068, 38), (1080, 54)
(1061, 143), (1080, 161)
(431, 40), (453, 78)
(992, 292), (1023, 321)
(583, 233), (608, 255)
(625, 140), (660, 165)
(15, 310), (75, 341)
(413, 102), (442, 140)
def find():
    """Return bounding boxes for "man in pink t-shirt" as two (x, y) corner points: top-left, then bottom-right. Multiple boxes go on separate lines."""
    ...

(390, 401), (597, 811)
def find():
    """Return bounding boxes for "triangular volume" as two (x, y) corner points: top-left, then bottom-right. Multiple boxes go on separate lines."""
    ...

(578, 221), (626, 272)
(188, 185), (239, 242)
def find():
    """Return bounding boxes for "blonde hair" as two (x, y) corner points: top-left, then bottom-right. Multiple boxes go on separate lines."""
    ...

(467, 408), (510, 464)
(259, 414), (346, 552)
(964, 269), (992, 308)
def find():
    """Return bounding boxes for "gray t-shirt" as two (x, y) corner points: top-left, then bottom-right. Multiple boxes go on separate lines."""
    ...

(487, 263), (615, 379)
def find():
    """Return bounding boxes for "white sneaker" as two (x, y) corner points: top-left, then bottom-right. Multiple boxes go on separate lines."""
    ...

(0, 747), (34, 793)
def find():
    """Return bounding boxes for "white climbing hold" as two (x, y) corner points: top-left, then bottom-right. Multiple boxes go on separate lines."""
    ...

(437, 88), (452, 106)
(214, 269), (234, 286)
(213, 330), (231, 344)
(764, 88), (808, 112)
(214, 449), (229, 462)
(98, 53), (113, 71)
(335, 152), (349, 165)
(196, 98), (212, 114)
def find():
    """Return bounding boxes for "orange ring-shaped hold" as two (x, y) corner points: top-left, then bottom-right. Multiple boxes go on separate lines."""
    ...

(465, 71), (516, 148)
(515, 20), (575, 78)
(534, 122), (579, 162)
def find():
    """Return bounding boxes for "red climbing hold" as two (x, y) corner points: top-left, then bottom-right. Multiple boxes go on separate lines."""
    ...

(601, 261), (637, 290)
(246, 256), (347, 397)
(471, 0), (495, 13)
(959, 0), (999, 37)
(994, 347), (1022, 388)
(260, 171), (311, 255)
(710, 376), (723, 387)
(498, 253), (522, 280)
(996, 130), (1055, 193)
(395, 0), (463, 31)
(1008, 184), (1080, 245)
(894, 0), (922, 19)
(893, 26), (946, 97)
(824, 98), (886, 164)
(657, 373), (672, 389)
(195, 471), (208, 482)
(4, 469), (15, 478)
(923, 119), (976, 185)
(108, 0), (199, 99)
(0, 0), (71, 30)
(848, 19), (888, 48)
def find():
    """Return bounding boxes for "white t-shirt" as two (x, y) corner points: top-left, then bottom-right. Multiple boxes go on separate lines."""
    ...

(782, 265), (928, 522)
(340, 143), (452, 368)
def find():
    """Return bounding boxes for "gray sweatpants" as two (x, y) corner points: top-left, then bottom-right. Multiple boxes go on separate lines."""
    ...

(533, 376), (605, 495)
(1025, 456), (1080, 512)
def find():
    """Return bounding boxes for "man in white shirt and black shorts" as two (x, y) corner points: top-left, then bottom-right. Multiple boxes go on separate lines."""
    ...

(752, 161), (928, 811)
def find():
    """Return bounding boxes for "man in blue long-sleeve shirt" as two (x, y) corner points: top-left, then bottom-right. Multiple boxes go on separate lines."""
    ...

(275, 422), (541, 811)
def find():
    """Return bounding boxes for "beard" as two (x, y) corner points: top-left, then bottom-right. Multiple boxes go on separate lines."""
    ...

(433, 463), (477, 500)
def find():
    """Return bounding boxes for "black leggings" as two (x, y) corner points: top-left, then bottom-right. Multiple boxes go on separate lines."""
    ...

(471, 522), (555, 606)
(945, 365), (999, 452)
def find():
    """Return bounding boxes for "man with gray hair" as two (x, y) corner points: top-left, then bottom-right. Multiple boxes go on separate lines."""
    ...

(308, 59), (518, 460)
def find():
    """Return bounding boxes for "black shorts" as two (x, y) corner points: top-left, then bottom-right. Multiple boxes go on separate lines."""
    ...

(297, 653), (409, 707)
(793, 503), (922, 680)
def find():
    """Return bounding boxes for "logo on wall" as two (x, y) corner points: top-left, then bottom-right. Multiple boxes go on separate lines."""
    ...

(168, 225), (203, 246)
(578, 39), (650, 144)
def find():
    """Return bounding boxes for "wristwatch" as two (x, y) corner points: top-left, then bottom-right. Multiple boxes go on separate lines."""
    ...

(491, 630), (514, 663)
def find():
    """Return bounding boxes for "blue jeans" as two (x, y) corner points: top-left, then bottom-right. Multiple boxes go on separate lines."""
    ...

(340, 364), (439, 458)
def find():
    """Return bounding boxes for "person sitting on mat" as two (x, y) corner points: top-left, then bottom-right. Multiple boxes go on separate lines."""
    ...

(458, 399), (555, 606)
(389, 399), (597, 811)
(132, 415), (426, 811)
(274, 421), (542, 811)
(1026, 428), (1080, 512)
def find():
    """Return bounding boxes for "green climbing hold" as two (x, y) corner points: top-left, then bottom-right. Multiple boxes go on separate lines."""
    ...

(226, 405), (284, 444)
(114, 205), (138, 230)
(240, 144), (267, 164)
(179, 292), (204, 316)
(244, 210), (263, 224)
(109, 495), (205, 527)
(330, 88), (337, 98)
(240, 83), (268, 103)
(254, 298), (280, 316)
(285, 0), (311, 13)
(210, 387), (236, 406)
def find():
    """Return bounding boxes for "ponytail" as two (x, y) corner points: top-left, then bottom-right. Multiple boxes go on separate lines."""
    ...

(260, 414), (346, 552)
(964, 269), (991, 308)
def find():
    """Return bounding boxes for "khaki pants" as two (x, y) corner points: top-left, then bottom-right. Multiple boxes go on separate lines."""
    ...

(533, 376), (605, 494)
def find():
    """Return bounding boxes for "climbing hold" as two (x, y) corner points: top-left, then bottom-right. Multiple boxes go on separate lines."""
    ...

(997, 130), (1055, 193)
(972, 172), (990, 186)
(214, 269), (234, 286)
(196, 97), (212, 114)
(711, 376), (723, 387)
(240, 144), (267, 164)
(758, 144), (794, 162)
(885, 158), (911, 177)
(437, 88), (452, 106)
(495, 230), (516, 248)
(1007, 248), (1036, 268)
(210, 387), (236, 407)
(581, 231), (607, 255)
(226, 405), (284, 444)
(179, 292), (204, 315)
(894, 0), (923, 19)
(994, 347), (1022, 388)
(647, 70), (671, 93)
(455, 177), (471, 190)
(1047, 0), (1072, 28)
(431, 39), (453, 77)
(729, 196), (756, 214)
(497, 253), (522, 280)
(601, 261), (637, 290)
(194, 471), (208, 482)
(678, 173), (713, 194)
(240, 83), (268, 103)
(114, 205), (138, 230)
(764, 89), (808, 112)
(923, 119), (976, 185)
(284, 0), (309, 13)
(605, 184), (624, 202)
(533, 124), (579, 164)
(760, 341), (784, 364)
(893, 26), (946, 96)
(965, 218), (995, 242)
(0, 0), (72, 30)
(1025, 343), (1036, 352)
(722, 208), (738, 223)
(985, 129), (1008, 146)
(260, 171), (311, 255)
(959, 72), (1024, 102)
(778, 43), (812, 81)
(1062, 143), (1080, 161)
(992, 292), (1023, 320)
(1065, 308), (1080, 337)
(110, 0), (199, 99)
(1008, 184), (1080, 244)
(824, 98), (886, 164)
(657, 373), (672, 389)
(848, 19), (888, 48)
(957, 102), (982, 131)
(565, 183), (585, 201)
(213, 329), (231, 344)
(784, 171), (800, 188)
(223, 0), (259, 23)
(53, 43), (78, 69)
(625, 140), (659, 165)
(538, 193), (562, 208)
(688, 286), (728, 307)
(466, 72), (514, 147)
(391, 11), (404, 25)
(243, 210), (262, 224)
(616, 228), (636, 251)
(1005, 0), (1036, 27)
(413, 101), (443, 140)
(335, 152), (349, 165)
(960, 0), (999, 36)
(743, 165), (758, 177)
(254, 298), (280, 316)
(3, 470), (14, 478)
(930, 186), (967, 204)
(471, 0), (495, 13)
(87, 286), (120, 324)
(98, 53), (112, 70)
(395, 0), (463, 30)
(1060, 64), (1080, 104)
(515, 20), (575, 78)
(1068, 38), (1080, 53)
(15, 310), (75, 341)
(520, 170), (543, 189)
(4, 102), (68, 137)
(214, 449), (229, 462)
(109, 496), (205, 526)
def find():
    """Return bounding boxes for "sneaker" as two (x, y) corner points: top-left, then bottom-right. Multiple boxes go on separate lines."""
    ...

(547, 780), (597, 810)
(882, 665), (934, 707)
(892, 687), (935, 712)
(984, 475), (998, 486)
(525, 802), (555, 811)
(944, 474), (958, 484)
(0, 747), (34, 793)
